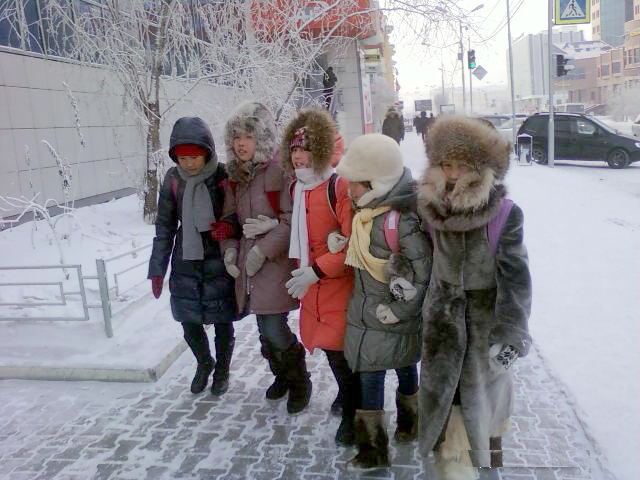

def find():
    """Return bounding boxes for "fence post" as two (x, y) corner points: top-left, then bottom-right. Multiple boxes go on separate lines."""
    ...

(96, 259), (113, 338)
(76, 265), (90, 321)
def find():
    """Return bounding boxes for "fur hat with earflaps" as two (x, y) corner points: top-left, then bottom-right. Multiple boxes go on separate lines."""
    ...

(419, 115), (511, 231)
(336, 133), (404, 207)
(281, 107), (336, 173)
(224, 102), (277, 184)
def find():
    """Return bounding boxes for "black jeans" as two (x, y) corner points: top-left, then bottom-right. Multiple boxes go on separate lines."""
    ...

(256, 313), (295, 351)
(182, 323), (234, 364)
(359, 364), (419, 410)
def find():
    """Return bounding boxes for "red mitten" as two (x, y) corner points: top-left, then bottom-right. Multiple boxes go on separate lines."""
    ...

(210, 221), (235, 241)
(151, 277), (163, 299)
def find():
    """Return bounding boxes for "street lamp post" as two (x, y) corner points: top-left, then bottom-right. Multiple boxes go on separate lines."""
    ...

(463, 4), (484, 115)
(507, 0), (517, 147)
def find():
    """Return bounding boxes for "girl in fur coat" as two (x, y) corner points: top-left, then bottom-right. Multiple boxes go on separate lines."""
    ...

(417, 115), (532, 479)
(280, 107), (358, 446)
(336, 133), (432, 469)
(219, 102), (312, 415)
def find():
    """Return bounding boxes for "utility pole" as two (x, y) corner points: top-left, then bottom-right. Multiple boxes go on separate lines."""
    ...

(459, 21), (466, 114)
(548, 0), (555, 167)
(507, 0), (517, 146)
(468, 38), (473, 114)
(440, 61), (446, 97)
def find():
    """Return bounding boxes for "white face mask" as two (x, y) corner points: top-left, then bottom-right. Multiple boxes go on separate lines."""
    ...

(294, 167), (320, 185)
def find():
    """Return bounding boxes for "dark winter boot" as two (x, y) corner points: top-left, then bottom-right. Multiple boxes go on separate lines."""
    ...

(183, 326), (215, 394)
(283, 341), (312, 414)
(490, 436), (503, 468)
(350, 409), (390, 469)
(330, 391), (343, 416)
(211, 337), (234, 396)
(325, 350), (359, 446)
(260, 336), (289, 400)
(394, 391), (418, 442)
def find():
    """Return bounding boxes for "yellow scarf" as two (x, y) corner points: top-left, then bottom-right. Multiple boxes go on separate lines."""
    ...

(345, 206), (391, 283)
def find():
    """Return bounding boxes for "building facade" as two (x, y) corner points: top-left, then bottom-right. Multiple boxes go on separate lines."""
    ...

(592, 0), (626, 47)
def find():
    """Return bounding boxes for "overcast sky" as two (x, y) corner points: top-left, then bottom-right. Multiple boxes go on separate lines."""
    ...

(387, 0), (591, 105)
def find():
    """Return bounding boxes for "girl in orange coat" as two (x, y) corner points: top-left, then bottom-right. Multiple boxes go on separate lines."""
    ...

(281, 108), (358, 446)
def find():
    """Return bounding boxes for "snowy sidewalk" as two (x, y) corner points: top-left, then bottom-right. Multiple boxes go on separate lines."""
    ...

(0, 318), (612, 480)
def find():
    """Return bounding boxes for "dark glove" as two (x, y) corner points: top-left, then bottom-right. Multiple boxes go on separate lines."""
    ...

(151, 277), (163, 299)
(489, 344), (519, 370)
(210, 221), (235, 241)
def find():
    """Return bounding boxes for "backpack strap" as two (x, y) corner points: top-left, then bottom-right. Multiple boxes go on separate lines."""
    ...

(326, 173), (339, 219)
(487, 198), (514, 256)
(170, 177), (178, 201)
(383, 210), (401, 254)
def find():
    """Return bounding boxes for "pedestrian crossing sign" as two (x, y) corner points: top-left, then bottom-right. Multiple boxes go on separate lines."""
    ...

(555, 0), (590, 25)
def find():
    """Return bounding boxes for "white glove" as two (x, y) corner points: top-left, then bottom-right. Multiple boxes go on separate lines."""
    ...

(285, 266), (320, 300)
(327, 231), (348, 254)
(223, 248), (240, 279)
(376, 304), (400, 325)
(243, 215), (279, 239)
(389, 277), (417, 302)
(245, 245), (267, 277)
(489, 344), (519, 370)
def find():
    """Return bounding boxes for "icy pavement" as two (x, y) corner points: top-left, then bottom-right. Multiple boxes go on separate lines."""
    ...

(0, 318), (612, 480)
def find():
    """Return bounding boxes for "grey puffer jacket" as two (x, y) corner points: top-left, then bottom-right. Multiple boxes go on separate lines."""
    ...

(344, 168), (432, 372)
(148, 116), (238, 325)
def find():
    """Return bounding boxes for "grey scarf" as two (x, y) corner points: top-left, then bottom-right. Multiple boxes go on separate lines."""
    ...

(176, 159), (218, 260)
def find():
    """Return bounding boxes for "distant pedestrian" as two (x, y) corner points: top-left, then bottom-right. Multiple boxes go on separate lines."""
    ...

(415, 111), (428, 141)
(148, 116), (240, 397)
(323, 66), (338, 110)
(417, 115), (532, 477)
(381, 106), (404, 144)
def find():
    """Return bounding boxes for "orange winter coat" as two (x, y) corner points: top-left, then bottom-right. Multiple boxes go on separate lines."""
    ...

(299, 177), (354, 352)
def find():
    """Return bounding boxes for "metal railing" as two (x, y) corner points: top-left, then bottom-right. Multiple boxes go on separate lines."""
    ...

(0, 243), (152, 338)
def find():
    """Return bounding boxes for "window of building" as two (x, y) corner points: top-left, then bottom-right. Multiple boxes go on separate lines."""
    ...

(0, 0), (44, 52)
(612, 62), (621, 74)
(601, 64), (610, 76)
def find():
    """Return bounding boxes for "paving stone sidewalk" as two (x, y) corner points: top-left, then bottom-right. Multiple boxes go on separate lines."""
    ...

(0, 318), (612, 480)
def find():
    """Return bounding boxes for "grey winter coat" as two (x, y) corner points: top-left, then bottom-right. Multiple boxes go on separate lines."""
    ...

(418, 114), (532, 468)
(148, 117), (238, 325)
(344, 168), (432, 372)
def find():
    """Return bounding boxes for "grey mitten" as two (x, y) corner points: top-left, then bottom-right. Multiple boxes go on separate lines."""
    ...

(489, 344), (519, 370)
(327, 230), (348, 254)
(385, 253), (416, 301)
(243, 215), (279, 239)
(223, 248), (240, 279)
(245, 245), (266, 277)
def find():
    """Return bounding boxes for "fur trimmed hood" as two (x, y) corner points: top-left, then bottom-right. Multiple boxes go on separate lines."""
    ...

(224, 102), (277, 185)
(281, 107), (335, 173)
(418, 115), (510, 231)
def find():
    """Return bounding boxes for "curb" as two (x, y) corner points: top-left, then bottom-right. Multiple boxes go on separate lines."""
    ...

(0, 340), (187, 383)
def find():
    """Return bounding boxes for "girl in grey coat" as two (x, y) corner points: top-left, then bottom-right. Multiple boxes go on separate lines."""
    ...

(336, 133), (431, 469)
(417, 115), (532, 478)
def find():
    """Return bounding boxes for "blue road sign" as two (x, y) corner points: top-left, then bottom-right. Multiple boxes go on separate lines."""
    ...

(555, 0), (590, 25)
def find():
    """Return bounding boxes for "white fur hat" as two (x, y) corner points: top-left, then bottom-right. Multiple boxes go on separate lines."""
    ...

(336, 133), (404, 207)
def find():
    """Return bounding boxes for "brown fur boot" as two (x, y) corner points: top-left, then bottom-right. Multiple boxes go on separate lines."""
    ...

(394, 391), (418, 442)
(350, 410), (390, 469)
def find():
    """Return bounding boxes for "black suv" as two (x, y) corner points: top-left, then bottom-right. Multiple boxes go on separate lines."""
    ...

(517, 113), (640, 168)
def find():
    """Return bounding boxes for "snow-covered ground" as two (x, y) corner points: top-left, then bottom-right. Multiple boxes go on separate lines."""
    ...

(401, 132), (640, 480)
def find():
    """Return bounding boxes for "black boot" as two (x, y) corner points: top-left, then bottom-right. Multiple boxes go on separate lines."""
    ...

(260, 336), (289, 400)
(325, 350), (359, 446)
(211, 336), (234, 396)
(351, 409), (390, 469)
(183, 324), (214, 394)
(331, 392), (343, 416)
(394, 391), (418, 442)
(282, 341), (312, 414)
(490, 436), (503, 468)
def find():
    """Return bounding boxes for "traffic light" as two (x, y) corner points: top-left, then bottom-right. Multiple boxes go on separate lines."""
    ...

(556, 54), (574, 77)
(467, 50), (476, 69)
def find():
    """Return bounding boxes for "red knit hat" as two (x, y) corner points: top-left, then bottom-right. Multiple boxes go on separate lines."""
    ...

(174, 144), (207, 157)
(289, 127), (307, 150)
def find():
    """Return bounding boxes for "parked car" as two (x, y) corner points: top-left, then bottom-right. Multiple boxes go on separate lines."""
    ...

(480, 115), (510, 127)
(632, 114), (640, 138)
(517, 113), (640, 168)
(495, 117), (525, 145)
